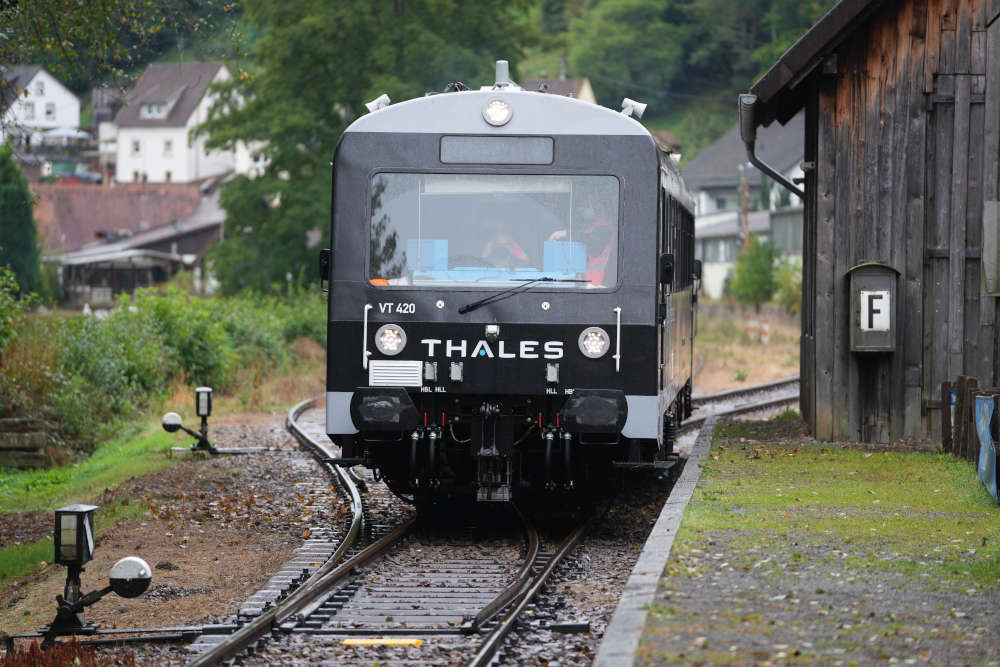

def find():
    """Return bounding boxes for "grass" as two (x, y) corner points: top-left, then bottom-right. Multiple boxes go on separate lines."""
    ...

(0, 423), (177, 515)
(675, 419), (1000, 587)
(0, 499), (147, 582)
(0, 338), (325, 586)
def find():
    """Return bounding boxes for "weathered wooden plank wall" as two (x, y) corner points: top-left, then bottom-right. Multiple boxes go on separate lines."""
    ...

(804, 0), (997, 442)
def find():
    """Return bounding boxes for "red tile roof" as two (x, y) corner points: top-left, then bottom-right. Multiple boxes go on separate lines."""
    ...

(32, 183), (203, 253)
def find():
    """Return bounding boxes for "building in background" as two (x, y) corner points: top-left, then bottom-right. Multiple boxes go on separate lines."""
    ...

(682, 112), (804, 216)
(34, 179), (225, 305)
(114, 62), (235, 184)
(694, 206), (803, 299)
(521, 74), (597, 104)
(0, 66), (81, 147)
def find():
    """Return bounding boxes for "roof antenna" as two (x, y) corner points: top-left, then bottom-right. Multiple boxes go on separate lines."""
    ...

(493, 60), (520, 89)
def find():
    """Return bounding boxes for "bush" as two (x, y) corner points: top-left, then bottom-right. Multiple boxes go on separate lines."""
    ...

(0, 288), (328, 456)
(730, 237), (780, 312)
(775, 260), (802, 315)
(0, 267), (27, 356)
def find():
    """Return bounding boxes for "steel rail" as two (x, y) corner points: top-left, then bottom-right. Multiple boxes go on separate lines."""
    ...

(187, 397), (414, 666)
(693, 375), (800, 409)
(680, 392), (799, 435)
(466, 503), (540, 633)
(466, 511), (597, 667)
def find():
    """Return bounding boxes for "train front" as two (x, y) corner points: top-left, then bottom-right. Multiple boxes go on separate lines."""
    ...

(324, 84), (662, 505)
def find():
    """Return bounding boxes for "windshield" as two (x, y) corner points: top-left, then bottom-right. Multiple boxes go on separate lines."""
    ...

(369, 173), (619, 288)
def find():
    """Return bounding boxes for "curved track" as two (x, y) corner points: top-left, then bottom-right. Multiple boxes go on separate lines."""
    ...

(188, 398), (598, 666)
(187, 398), (416, 666)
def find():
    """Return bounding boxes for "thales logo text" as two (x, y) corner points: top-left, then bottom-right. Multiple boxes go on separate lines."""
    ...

(420, 339), (563, 359)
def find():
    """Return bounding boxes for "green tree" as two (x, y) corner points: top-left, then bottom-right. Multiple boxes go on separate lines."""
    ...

(0, 143), (41, 295)
(0, 267), (27, 364)
(567, 0), (696, 107)
(730, 236), (779, 312)
(198, 0), (536, 293)
(0, 0), (241, 100)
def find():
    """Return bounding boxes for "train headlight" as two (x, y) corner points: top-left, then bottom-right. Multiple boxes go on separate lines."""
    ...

(375, 324), (407, 356)
(578, 327), (610, 359)
(483, 99), (512, 126)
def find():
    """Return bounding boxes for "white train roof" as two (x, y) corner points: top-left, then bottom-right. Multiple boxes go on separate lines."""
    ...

(345, 89), (654, 137)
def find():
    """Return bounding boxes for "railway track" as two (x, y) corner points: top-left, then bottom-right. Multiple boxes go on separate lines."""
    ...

(190, 398), (599, 666)
(680, 376), (800, 435)
(185, 398), (415, 666)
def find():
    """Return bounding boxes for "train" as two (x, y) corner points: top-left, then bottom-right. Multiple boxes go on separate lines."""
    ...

(320, 61), (698, 506)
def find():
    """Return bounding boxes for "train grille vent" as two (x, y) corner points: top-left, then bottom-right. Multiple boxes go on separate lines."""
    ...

(368, 360), (423, 387)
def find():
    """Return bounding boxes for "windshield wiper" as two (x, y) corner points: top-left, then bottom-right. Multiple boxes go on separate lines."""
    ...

(458, 277), (587, 314)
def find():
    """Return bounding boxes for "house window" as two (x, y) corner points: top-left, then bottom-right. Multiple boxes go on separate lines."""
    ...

(35, 80), (44, 95)
(163, 139), (173, 156)
(715, 197), (728, 210)
(132, 139), (141, 155)
(45, 102), (55, 120)
(133, 171), (139, 182)
(23, 102), (34, 120)
(165, 170), (172, 182)
(140, 103), (166, 119)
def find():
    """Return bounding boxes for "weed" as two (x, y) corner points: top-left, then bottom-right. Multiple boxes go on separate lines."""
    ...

(773, 409), (800, 421)
(734, 369), (748, 382)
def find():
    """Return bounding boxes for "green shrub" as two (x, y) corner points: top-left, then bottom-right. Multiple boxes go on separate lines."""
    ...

(0, 288), (328, 456)
(0, 267), (26, 355)
(775, 260), (802, 315)
(730, 237), (780, 312)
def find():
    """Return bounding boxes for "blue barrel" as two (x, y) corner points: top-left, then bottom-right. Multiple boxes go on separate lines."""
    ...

(974, 395), (999, 503)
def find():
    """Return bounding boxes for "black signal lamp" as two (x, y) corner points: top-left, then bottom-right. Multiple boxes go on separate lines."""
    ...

(195, 386), (213, 418)
(54, 504), (97, 567)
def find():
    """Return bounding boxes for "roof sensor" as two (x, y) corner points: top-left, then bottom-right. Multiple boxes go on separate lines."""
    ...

(621, 98), (647, 119)
(365, 94), (391, 113)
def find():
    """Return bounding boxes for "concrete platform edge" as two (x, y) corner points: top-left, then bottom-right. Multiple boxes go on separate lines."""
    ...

(593, 416), (718, 667)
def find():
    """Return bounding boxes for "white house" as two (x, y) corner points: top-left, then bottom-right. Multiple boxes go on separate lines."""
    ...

(0, 66), (81, 145)
(114, 62), (236, 184)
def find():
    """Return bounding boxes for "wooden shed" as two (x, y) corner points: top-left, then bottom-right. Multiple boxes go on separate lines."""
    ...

(746, 0), (1000, 443)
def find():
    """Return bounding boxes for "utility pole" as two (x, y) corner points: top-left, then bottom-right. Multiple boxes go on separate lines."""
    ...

(739, 163), (750, 251)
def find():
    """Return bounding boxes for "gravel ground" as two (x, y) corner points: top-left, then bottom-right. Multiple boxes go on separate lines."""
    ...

(4, 405), (688, 666)
(496, 470), (678, 666)
(637, 420), (1000, 666)
(1, 415), (349, 663)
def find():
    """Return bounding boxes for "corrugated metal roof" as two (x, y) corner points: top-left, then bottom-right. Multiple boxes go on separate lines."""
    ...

(696, 209), (772, 239)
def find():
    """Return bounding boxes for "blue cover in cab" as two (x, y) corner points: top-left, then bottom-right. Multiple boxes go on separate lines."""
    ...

(406, 239), (448, 272)
(543, 241), (586, 275)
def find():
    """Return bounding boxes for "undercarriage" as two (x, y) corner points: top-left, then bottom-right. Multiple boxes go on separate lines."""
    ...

(337, 382), (691, 504)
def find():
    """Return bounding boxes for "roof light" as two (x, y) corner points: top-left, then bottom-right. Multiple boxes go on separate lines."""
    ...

(483, 99), (512, 126)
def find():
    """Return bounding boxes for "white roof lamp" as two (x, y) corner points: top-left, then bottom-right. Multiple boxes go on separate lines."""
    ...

(621, 98), (647, 119)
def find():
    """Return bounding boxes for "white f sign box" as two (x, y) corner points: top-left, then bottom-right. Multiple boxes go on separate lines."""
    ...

(848, 262), (898, 352)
